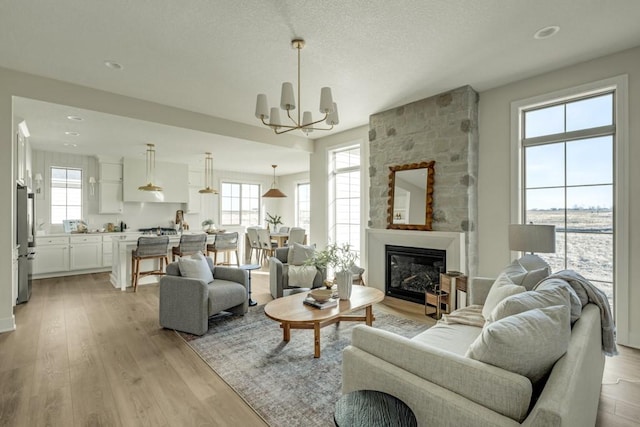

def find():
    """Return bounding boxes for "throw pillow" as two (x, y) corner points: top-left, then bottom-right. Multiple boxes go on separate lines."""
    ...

(499, 258), (551, 290)
(518, 267), (550, 291)
(482, 273), (526, 319)
(488, 285), (574, 323)
(501, 259), (528, 283)
(466, 305), (571, 385)
(518, 253), (552, 275)
(288, 243), (316, 266)
(534, 278), (583, 322)
(178, 251), (214, 283)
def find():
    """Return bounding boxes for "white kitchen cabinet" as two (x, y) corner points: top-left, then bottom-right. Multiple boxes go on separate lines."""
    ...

(99, 162), (123, 214)
(102, 235), (113, 267)
(34, 236), (70, 274)
(100, 162), (123, 182)
(99, 181), (123, 214)
(187, 186), (202, 213)
(69, 235), (103, 270)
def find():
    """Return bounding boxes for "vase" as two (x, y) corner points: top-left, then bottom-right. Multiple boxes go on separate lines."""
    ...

(335, 270), (352, 300)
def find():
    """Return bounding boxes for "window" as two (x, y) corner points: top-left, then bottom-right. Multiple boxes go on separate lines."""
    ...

(296, 182), (310, 231)
(220, 182), (260, 226)
(329, 146), (361, 254)
(521, 92), (615, 301)
(50, 167), (82, 224)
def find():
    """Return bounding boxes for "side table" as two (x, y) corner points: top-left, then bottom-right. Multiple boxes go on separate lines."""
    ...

(334, 390), (417, 427)
(239, 264), (260, 306)
(440, 272), (468, 311)
(425, 290), (449, 319)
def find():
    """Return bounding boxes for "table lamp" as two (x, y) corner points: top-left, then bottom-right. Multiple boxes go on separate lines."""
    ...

(509, 224), (556, 266)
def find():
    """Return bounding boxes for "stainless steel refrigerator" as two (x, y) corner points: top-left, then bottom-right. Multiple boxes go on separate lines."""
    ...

(17, 185), (35, 304)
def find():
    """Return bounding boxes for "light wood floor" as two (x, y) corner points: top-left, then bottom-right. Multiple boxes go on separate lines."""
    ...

(0, 268), (638, 426)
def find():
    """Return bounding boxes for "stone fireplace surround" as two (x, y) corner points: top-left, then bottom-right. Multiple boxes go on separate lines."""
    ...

(367, 85), (479, 277)
(366, 229), (465, 295)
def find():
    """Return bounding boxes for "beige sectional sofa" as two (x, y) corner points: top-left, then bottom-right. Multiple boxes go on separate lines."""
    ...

(342, 276), (606, 427)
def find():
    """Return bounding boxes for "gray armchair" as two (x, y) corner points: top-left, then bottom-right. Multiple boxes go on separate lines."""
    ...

(269, 246), (326, 298)
(159, 257), (248, 335)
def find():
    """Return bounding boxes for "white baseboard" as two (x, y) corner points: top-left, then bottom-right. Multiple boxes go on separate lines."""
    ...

(0, 314), (16, 333)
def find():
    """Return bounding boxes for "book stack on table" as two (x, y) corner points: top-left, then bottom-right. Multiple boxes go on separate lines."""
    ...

(303, 296), (338, 309)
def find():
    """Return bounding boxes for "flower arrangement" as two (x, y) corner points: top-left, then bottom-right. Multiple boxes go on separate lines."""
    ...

(201, 219), (215, 232)
(305, 242), (358, 273)
(265, 212), (283, 228)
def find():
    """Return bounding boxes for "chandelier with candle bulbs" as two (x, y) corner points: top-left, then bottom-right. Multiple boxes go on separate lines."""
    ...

(255, 39), (339, 135)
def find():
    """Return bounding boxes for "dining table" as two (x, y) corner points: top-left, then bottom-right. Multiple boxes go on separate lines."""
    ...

(242, 230), (307, 263)
(269, 232), (290, 248)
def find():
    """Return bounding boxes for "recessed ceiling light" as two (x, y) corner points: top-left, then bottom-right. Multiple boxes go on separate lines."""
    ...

(534, 25), (560, 40)
(104, 60), (124, 70)
(63, 143), (78, 147)
(65, 131), (80, 136)
(67, 115), (83, 121)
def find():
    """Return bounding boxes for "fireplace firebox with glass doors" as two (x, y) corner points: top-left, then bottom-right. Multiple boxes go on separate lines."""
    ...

(385, 245), (446, 304)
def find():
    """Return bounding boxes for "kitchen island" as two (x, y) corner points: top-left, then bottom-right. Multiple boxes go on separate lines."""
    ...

(109, 233), (215, 291)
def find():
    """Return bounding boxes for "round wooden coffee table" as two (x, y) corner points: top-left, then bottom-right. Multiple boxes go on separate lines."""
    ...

(334, 390), (417, 427)
(264, 286), (384, 358)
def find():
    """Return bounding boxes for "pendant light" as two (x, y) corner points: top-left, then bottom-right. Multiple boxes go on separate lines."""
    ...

(199, 152), (218, 194)
(255, 39), (339, 135)
(138, 143), (162, 191)
(262, 165), (287, 198)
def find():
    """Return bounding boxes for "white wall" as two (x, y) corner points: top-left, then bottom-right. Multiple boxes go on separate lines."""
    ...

(278, 171), (310, 227)
(478, 45), (640, 348)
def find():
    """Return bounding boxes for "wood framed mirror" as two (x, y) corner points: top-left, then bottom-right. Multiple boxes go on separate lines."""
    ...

(387, 161), (435, 230)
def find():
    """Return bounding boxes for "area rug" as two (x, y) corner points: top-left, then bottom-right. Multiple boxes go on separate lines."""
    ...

(178, 305), (431, 427)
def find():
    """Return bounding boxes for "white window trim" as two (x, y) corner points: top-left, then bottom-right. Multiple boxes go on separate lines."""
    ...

(329, 145), (362, 250)
(218, 179), (262, 227)
(510, 75), (630, 344)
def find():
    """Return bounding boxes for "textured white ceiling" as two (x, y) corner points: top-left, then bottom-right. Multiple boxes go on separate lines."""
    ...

(2, 0), (640, 174)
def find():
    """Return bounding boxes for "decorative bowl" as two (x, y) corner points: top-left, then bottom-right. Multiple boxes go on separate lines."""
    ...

(310, 289), (333, 302)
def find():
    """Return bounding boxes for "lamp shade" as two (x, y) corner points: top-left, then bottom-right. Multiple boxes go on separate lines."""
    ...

(509, 224), (556, 253)
(255, 94), (269, 119)
(326, 102), (339, 125)
(319, 87), (334, 114)
(262, 188), (287, 198)
(280, 82), (296, 110)
(302, 111), (313, 133)
(269, 108), (282, 127)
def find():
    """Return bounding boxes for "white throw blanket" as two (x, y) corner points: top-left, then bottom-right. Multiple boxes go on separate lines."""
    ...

(439, 305), (485, 327)
(537, 270), (618, 356)
(288, 265), (317, 287)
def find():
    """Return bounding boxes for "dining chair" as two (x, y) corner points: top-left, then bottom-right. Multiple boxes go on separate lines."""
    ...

(246, 226), (262, 263)
(257, 228), (277, 264)
(278, 226), (290, 234)
(131, 236), (170, 292)
(287, 227), (306, 246)
(171, 233), (207, 261)
(206, 232), (240, 266)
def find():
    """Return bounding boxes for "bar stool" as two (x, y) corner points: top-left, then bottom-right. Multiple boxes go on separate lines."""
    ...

(131, 236), (170, 292)
(206, 232), (240, 266)
(171, 233), (207, 261)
